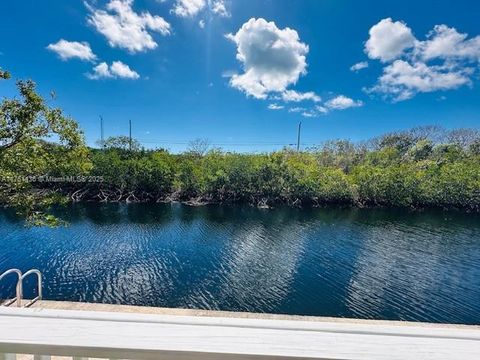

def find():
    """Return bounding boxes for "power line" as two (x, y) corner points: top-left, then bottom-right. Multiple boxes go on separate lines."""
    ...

(136, 140), (304, 146)
(134, 140), (318, 148)
(136, 139), (297, 144)
(95, 118), (317, 148)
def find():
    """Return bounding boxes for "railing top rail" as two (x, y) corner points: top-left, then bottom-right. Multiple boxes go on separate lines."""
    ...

(21, 269), (42, 279)
(0, 269), (22, 281)
(1, 307), (479, 360)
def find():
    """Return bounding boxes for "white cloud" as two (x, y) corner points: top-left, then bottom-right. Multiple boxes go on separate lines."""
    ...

(172, 0), (206, 17)
(211, 0), (230, 17)
(365, 18), (415, 62)
(199, 19), (205, 29)
(222, 69), (237, 78)
(47, 39), (96, 61)
(87, 62), (113, 79)
(316, 105), (328, 114)
(301, 111), (316, 118)
(283, 96), (363, 116)
(281, 90), (321, 102)
(268, 103), (284, 110)
(365, 20), (480, 101)
(86, 0), (171, 53)
(325, 95), (363, 110)
(288, 107), (306, 113)
(172, 0), (230, 18)
(416, 25), (480, 61)
(370, 60), (471, 101)
(350, 61), (368, 72)
(87, 61), (140, 80)
(227, 18), (309, 99)
(110, 60), (140, 79)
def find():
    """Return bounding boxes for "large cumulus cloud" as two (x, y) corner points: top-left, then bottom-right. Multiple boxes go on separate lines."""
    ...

(226, 18), (309, 99)
(364, 18), (480, 101)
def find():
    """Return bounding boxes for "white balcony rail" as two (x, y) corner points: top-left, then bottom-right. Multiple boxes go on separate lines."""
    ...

(1, 306), (480, 360)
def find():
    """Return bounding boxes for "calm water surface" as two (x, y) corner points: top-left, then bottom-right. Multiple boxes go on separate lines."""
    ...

(1, 203), (479, 324)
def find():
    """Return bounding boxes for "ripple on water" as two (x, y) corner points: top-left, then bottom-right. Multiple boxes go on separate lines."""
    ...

(0, 204), (479, 325)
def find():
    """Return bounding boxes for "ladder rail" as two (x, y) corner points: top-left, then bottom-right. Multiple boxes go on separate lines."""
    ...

(0, 268), (42, 307)
(21, 269), (42, 307)
(0, 269), (23, 307)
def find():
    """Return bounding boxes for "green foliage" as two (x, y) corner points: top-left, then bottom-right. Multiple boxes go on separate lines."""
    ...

(351, 164), (422, 207)
(0, 77), (91, 224)
(0, 68), (10, 80)
(85, 132), (480, 211)
(417, 160), (480, 208)
(99, 135), (142, 152)
(287, 152), (353, 203)
(90, 149), (175, 194)
(470, 140), (480, 156)
(407, 139), (433, 161)
(1, 73), (479, 218)
(312, 140), (364, 173)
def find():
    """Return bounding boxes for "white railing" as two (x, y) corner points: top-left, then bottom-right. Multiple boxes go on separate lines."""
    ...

(1, 355), (97, 360)
(1, 306), (480, 360)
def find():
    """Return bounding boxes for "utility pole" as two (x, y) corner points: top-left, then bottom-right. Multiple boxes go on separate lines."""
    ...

(129, 119), (132, 152)
(297, 121), (302, 152)
(100, 116), (104, 148)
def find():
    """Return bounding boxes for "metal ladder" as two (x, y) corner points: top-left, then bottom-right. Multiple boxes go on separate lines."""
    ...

(0, 268), (42, 307)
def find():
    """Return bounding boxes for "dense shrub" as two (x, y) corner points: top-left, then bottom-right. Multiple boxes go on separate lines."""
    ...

(3, 126), (480, 211)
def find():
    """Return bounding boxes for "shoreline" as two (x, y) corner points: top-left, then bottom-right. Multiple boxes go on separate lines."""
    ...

(64, 192), (480, 213)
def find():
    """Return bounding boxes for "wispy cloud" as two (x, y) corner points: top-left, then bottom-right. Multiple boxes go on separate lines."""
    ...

(350, 61), (368, 72)
(288, 107), (306, 113)
(222, 69), (237, 78)
(87, 61), (140, 80)
(47, 39), (97, 61)
(281, 90), (321, 103)
(325, 95), (363, 110)
(285, 95), (363, 117)
(172, 0), (230, 18)
(268, 103), (284, 110)
(86, 0), (171, 53)
(210, 0), (230, 17)
(172, 0), (206, 17)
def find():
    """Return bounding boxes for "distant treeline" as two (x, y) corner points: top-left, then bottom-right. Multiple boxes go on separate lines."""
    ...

(1, 77), (479, 226)
(60, 126), (480, 211)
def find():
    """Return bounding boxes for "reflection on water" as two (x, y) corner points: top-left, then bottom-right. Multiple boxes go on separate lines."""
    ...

(0, 203), (479, 324)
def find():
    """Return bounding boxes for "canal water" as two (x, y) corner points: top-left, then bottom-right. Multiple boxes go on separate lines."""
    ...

(1, 203), (479, 324)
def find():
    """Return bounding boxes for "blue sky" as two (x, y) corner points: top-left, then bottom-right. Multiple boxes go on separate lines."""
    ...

(1, 0), (479, 152)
